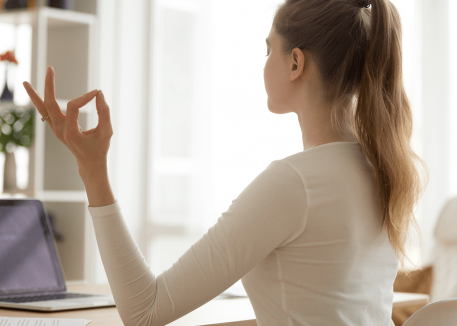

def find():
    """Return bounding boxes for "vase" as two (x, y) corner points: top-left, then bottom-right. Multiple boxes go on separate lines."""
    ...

(48, 0), (73, 10)
(0, 64), (13, 102)
(3, 150), (17, 192)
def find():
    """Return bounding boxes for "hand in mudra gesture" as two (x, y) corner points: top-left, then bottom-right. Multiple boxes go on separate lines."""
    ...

(23, 66), (116, 207)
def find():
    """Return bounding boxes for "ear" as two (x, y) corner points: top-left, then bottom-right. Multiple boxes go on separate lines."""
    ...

(290, 48), (305, 82)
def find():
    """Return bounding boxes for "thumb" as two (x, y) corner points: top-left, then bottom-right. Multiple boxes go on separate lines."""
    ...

(95, 90), (112, 132)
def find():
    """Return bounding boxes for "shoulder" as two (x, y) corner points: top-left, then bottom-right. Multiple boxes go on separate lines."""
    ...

(280, 142), (371, 177)
(260, 159), (304, 191)
(281, 142), (362, 165)
(234, 159), (306, 213)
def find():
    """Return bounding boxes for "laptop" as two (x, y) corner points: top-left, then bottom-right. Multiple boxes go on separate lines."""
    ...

(0, 199), (115, 311)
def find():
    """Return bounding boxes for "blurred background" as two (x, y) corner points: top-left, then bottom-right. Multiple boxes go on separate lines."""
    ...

(0, 0), (455, 286)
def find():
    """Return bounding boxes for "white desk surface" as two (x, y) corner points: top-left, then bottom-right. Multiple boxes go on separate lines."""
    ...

(167, 291), (430, 326)
(0, 285), (430, 326)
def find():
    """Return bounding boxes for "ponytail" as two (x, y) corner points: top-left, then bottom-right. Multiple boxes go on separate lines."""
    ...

(354, 0), (426, 266)
(274, 0), (427, 266)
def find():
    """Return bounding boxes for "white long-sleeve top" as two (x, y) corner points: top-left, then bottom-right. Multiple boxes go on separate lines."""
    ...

(88, 141), (398, 326)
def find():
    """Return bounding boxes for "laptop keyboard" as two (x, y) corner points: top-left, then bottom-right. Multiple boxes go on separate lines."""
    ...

(0, 293), (100, 303)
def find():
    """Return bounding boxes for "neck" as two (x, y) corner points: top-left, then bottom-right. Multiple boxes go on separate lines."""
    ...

(296, 104), (351, 151)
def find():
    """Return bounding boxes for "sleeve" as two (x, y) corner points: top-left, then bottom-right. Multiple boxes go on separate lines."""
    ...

(88, 160), (308, 326)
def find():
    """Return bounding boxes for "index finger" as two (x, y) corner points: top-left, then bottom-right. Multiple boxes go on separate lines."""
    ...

(23, 82), (46, 115)
(43, 66), (66, 125)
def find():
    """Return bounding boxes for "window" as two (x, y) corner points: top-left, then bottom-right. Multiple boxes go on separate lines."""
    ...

(147, 0), (304, 274)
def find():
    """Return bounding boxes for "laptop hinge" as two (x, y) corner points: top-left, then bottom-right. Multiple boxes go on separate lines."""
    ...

(0, 291), (67, 299)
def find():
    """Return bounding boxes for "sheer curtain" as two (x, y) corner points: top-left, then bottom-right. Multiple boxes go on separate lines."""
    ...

(450, 0), (457, 198)
(375, 0), (456, 266)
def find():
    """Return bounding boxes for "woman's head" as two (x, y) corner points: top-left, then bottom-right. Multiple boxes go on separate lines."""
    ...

(264, 27), (325, 115)
(270, 0), (370, 106)
(270, 0), (427, 267)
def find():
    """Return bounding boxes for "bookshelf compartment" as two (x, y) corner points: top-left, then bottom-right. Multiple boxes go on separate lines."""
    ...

(46, 25), (90, 100)
(43, 201), (87, 282)
(43, 112), (88, 191)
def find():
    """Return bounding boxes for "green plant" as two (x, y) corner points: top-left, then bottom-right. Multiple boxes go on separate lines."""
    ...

(0, 107), (34, 153)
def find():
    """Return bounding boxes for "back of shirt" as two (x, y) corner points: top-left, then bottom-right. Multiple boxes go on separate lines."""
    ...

(88, 141), (399, 326)
(242, 142), (399, 326)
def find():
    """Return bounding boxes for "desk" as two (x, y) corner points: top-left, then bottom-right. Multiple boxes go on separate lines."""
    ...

(0, 285), (430, 326)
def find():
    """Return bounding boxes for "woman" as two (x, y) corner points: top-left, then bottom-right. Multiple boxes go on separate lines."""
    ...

(23, 0), (426, 325)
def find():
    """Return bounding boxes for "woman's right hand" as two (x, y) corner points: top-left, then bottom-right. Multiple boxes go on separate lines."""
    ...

(23, 66), (116, 207)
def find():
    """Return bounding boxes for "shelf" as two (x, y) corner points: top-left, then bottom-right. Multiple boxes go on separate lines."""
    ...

(0, 103), (34, 111)
(0, 8), (38, 25)
(0, 190), (87, 202)
(43, 190), (87, 202)
(45, 7), (95, 27)
(0, 7), (95, 27)
(0, 192), (29, 199)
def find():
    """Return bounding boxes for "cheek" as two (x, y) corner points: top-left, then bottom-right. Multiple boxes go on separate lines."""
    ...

(264, 58), (276, 95)
(264, 57), (290, 113)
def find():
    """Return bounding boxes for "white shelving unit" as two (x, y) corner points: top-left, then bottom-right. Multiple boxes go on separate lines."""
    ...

(0, 7), (97, 283)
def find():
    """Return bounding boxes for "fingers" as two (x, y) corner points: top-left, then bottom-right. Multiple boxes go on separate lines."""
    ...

(95, 90), (113, 134)
(66, 89), (98, 132)
(23, 82), (46, 115)
(23, 81), (53, 128)
(43, 67), (65, 123)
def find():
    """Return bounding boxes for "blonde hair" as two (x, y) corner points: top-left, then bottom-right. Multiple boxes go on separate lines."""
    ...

(273, 0), (428, 266)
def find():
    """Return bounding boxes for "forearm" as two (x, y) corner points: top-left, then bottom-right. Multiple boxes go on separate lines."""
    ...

(89, 202), (161, 326)
(78, 160), (116, 207)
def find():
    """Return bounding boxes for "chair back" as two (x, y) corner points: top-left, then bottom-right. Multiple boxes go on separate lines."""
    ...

(432, 196), (457, 301)
(402, 297), (457, 326)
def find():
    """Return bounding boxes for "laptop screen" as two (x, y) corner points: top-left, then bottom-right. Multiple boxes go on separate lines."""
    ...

(0, 200), (66, 296)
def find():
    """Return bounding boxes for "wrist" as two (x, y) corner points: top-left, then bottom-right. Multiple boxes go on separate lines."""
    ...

(77, 159), (108, 180)
(76, 160), (116, 207)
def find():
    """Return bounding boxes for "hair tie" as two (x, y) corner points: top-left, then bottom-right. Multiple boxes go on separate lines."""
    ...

(358, 0), (370, 8)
